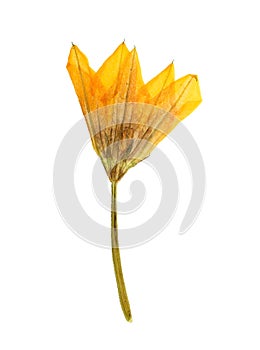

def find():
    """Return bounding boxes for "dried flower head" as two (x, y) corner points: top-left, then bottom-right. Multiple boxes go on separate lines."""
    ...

(67, 42), (202, 321)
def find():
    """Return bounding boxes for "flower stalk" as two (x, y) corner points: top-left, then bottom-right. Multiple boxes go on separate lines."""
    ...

(111, 181), (132, 322)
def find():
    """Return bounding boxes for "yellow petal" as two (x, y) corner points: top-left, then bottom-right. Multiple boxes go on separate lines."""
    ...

(95, 42), (129, 91)
(152, 74), (202, 120)
(170, 75), (202, 120)
(144, 63), (175, 99)
(115, 47), (144, 103)
(66, 44), (95, 114)
(93, 42), (130, 107)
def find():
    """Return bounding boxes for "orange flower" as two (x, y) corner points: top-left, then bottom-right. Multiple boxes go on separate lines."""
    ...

(67, 42), (202, 322)
(67, 42), (201, 182)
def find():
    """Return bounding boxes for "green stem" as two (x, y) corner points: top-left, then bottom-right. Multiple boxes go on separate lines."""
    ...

(111, 181), (132, 322)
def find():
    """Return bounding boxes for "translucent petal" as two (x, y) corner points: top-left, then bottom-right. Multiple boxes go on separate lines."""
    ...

(95, 42), (129, 91)
(152, 74), (202, 120)
(171, 75), (202, 120)
(143, 63), (175, 99)
(66, 45), (95, 114)
(115, 48), (144, 103)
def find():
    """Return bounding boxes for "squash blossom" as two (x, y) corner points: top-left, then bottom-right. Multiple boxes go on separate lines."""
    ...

(66, 42), (202, 322)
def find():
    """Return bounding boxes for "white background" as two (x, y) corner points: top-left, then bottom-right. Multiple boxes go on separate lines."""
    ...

(1, 0), (260, 349)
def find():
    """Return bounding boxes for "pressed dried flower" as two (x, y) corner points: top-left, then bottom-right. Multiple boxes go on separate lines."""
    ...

(67, 42), (202, 321)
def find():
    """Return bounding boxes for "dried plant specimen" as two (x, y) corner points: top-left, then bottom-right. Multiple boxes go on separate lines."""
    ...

(66, 42), (202, 321)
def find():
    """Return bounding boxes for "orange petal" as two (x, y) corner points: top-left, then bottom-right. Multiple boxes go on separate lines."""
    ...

(152, 74), (202, 120)
(144, 63), (175, 99)
(66, 45), (95, 114)
(92, 42), (129, 107)
(173, 75), (202, 120)
(115, 47), (144, 103)
(95, 42), (129, 92)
